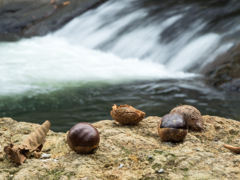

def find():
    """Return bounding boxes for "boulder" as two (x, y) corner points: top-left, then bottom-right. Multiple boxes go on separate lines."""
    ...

(202, 43), (240, 91)
(0, 0), (106, 41)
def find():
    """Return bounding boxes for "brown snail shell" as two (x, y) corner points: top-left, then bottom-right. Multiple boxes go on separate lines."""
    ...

(67, 123), (100, 154)
(158, 114), (188, 142)
(170, 105), (203, 131)
(110, 104), (145, 125)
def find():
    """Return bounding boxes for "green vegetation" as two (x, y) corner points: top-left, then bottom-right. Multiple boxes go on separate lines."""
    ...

(151, 163), (162, 170)
(39, 169), (75, 180)
(154, 150), (164, 155)
(119, 144), (131, 154)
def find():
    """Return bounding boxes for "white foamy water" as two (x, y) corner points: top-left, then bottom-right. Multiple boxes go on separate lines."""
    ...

(0, 0), (235, 96)
(0, 36), (194, 96)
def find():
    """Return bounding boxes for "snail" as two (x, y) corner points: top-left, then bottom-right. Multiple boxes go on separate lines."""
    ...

(67, 123), (100, 154)
(158, 114), (188, 142)
(170, 105), (203, 131)
(110, 104), (145, 125)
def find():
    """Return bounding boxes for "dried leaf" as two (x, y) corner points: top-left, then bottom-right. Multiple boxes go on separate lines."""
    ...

(223, 144), (240, 154)
(4, 120), (51, 164)
(4, 144), (26, 164)
(19, 120), (51, 153)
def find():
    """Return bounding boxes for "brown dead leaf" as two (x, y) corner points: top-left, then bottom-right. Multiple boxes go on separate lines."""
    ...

(4, 120), (51, 164)
(19, 120), (50, 153)
(4, 144), (26, 164)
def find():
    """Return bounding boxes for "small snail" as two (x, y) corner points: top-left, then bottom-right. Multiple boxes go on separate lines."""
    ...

(170, 105), (203, 131)
(158, 114), (188, 142)
(67, 123), (100, 154)
(110, 104), (145, 125)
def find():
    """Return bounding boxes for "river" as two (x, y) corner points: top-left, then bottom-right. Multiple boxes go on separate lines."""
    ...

(1, 0), (240, 132)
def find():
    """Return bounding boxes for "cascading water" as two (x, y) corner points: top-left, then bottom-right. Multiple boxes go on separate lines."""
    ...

(0, 0), (240, 131)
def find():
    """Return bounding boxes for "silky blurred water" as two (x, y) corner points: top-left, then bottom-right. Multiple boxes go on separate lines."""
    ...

(0, 0), (240, 132)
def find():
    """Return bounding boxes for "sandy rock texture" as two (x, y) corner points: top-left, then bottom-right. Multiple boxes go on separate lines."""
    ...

(1, 116), (240, 179)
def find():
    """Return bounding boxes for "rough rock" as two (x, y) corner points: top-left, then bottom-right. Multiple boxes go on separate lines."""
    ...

(0, 0), (106, 41)
(1, 116), (240, 179)
(202, 43), (240, 91)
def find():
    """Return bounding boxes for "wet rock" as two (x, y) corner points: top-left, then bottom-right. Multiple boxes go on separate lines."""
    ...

(0, 0), (106, 41)
(202, 42), (240, 92)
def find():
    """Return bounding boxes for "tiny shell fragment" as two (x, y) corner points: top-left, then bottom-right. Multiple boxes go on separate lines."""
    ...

(110, 104), (145, 125)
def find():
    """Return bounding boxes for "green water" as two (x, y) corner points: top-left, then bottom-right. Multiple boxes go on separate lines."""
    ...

(2, 78), (240, 132)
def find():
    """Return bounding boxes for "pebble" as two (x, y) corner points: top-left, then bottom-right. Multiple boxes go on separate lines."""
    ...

(144, 161), (149, 165)
(148, 155), (153, 159)
(158, 169), (164, 173)
(40, 153), (51, 159)
(195, 148), (200, 151)
(34, 152), (42, 159)
(118, 164), (124, 169)
(165, 142), (172, 146)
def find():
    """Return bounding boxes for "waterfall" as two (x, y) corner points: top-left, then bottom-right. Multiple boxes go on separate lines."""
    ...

(1, 0), (240, 131)
(0, 0), (238, 96)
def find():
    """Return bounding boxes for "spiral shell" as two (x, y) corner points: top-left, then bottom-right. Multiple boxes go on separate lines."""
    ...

(170, 105), (203, 131)
(110, 104), (145, 125)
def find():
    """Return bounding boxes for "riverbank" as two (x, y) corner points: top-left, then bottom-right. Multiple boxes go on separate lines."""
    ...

(1, 116), (240, 179)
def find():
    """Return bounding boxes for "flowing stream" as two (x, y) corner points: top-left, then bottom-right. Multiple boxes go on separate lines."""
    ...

(1, 0), (240, 131)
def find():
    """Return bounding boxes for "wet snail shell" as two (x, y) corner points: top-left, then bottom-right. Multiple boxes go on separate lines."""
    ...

(67, 123), (100, 154)
(170, 105), (203, 131)
(110, 104), (145, 125)
(158, 114), (188, 142)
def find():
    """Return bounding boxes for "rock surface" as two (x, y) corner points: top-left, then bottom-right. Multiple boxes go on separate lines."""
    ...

(0, 0), (106, 41)
(1, 116), (240, 179)
(202, 43), (240, 91)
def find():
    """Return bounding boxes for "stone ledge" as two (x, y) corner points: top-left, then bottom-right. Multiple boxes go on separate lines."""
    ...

(0, 116), (240, 179)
